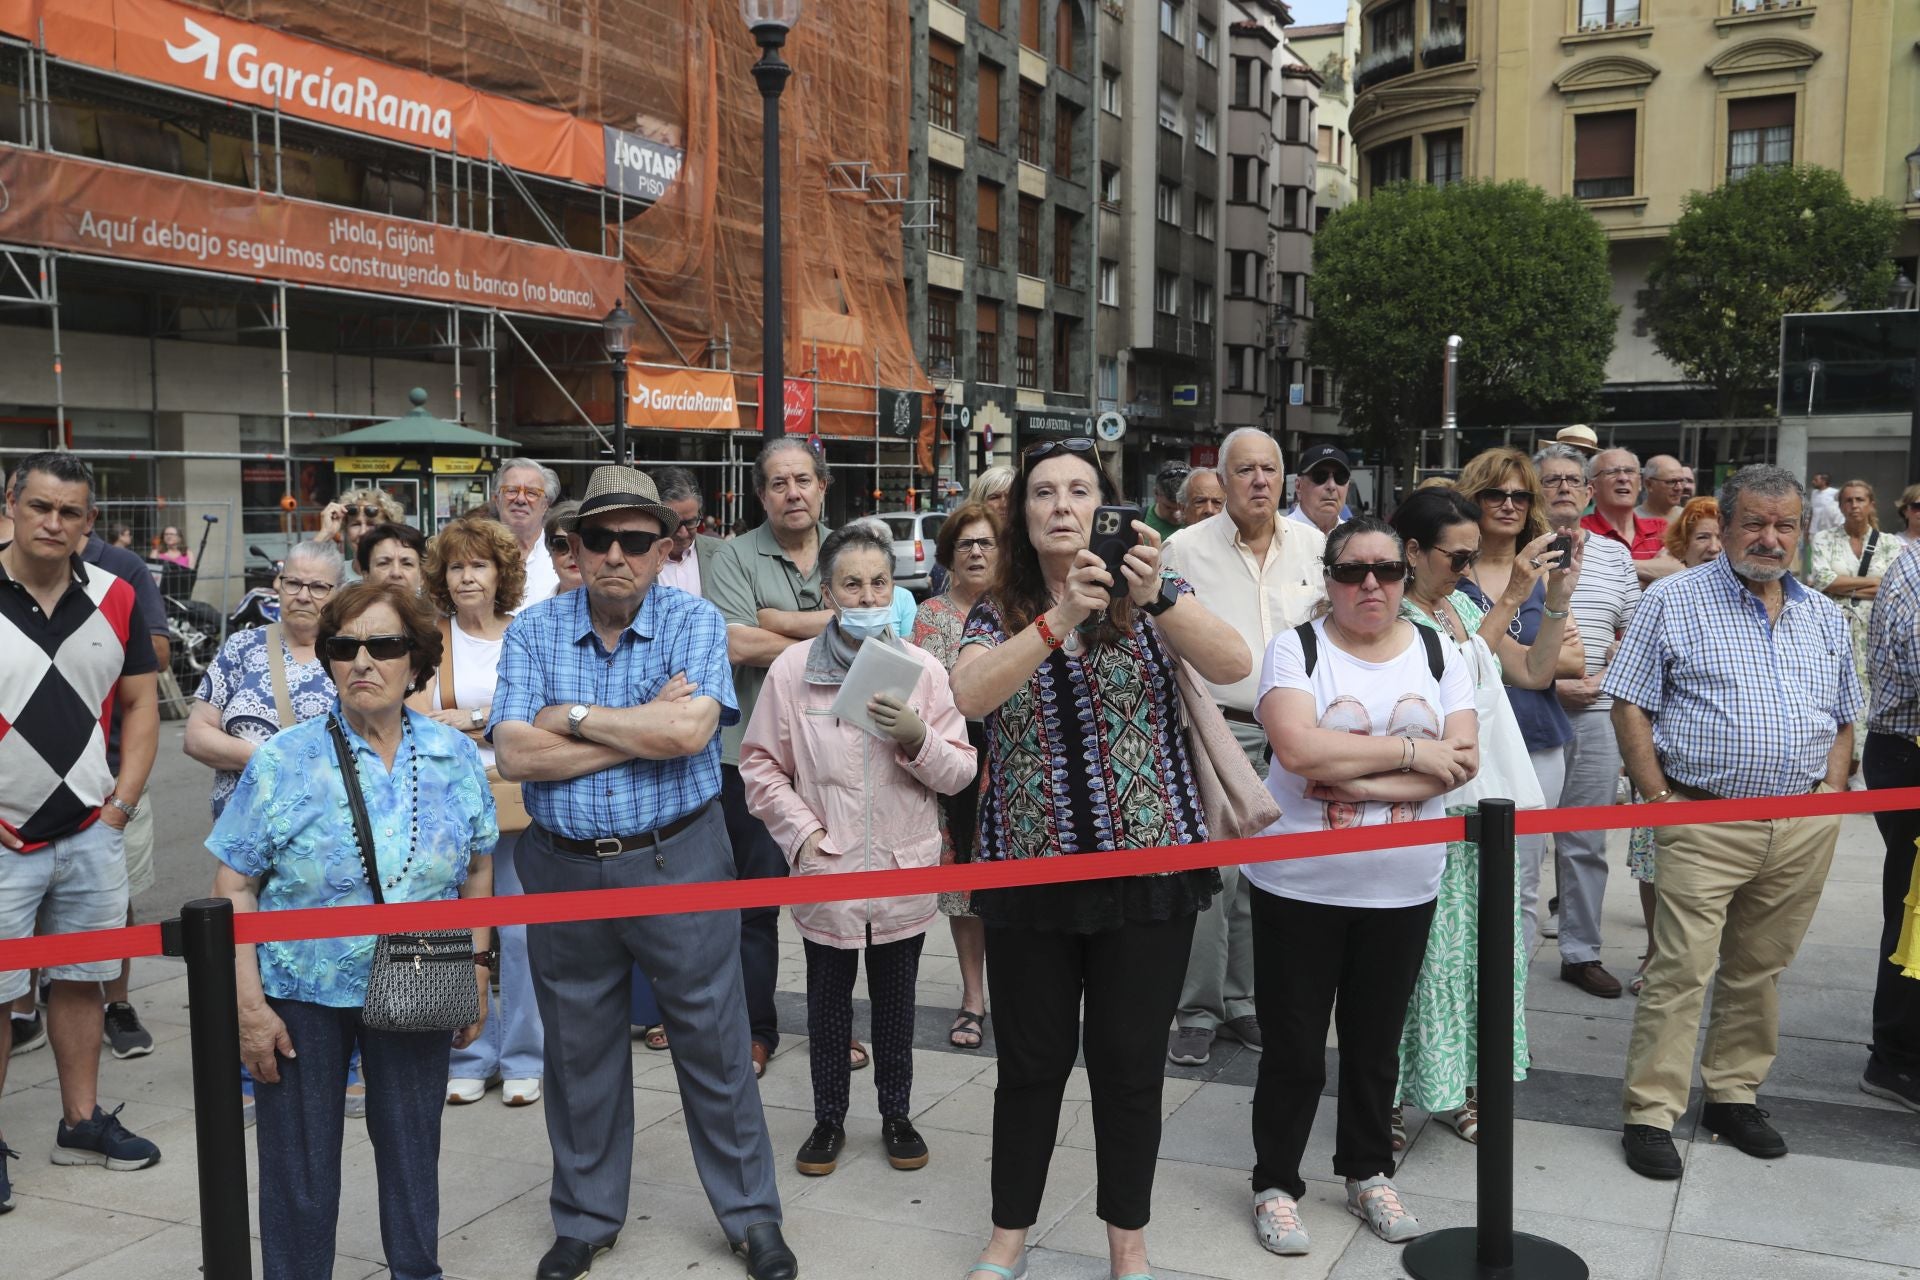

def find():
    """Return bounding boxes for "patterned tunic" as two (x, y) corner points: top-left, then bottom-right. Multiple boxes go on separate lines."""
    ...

(1809, 526), (1901, 751)
(960, 588), (1218, 933)
(913, 592), (985, 917)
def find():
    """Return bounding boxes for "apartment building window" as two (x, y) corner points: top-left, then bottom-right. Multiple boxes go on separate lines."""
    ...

(979, 0), (1001, 30)
(1284, 99), (1305, 143)
(1427, 129), (1463, 188)
(1155, 270), (1180, 315)
(1097, 356), (1120, 403)
(1100, 163), (1122, 204)
(1056, 101), (1079, 178)
(928, 290), (958, 372)
(1310, 367), (1334, 407)
(1277, 272), (1300, 312)
(1019, 83), (1044, 165)
(1577, 0), (1640, 30)
(1021, 0), (1041, 49)
(1018, 196), (1043, 275)
(1229, 250), (1265, 298)
(1160, 0), (1182, 41)
(1371, 1), (1413, 51)
(1226, 345), (1258, 392)
(1098, 259), (1119, 306)
(1728, 96), (1794, 182)
(1156, 180), (1181, 224)
(1368, 138), (1412, 190)
(976, 300), (1001, 383)
(1194, 281), (1214, 325)
(1056, 0), (1077, 71)
(1317, 124), (1334, 162)
(1233, 57), (1265, 109)
(1195, 18), (1217, 65)
(1573, 110), (1635, 199)
(1195, 108), (1217, 153)
(1053, 209), (1077, 286)
(1315, 204), (1331, 232)
(1430, 0), (1466, 40)
(1231, 156), (1268, 205)
(1281, 186), (1300, 229)
(1195, 195), (1216, 239)
(929, 40), (959, 133)
(1158, 86), (1182, 134)
(1052, 318), (1075, 392)
(929, 166), (959, 255)
(1101, 66), (1122, 116)
(979, 61), (1003, 146)
(977, 179), (1002, 264)
(1017, 309), (1040, 387)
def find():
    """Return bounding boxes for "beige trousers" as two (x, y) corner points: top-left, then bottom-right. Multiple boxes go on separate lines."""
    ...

(1620, 798), (1841, 1129)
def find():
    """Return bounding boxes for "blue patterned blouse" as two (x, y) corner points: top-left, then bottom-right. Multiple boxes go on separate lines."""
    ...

(207, 703), (499, 1007)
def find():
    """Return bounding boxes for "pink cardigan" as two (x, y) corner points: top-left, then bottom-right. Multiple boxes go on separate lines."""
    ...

(739, 637), (977, 948)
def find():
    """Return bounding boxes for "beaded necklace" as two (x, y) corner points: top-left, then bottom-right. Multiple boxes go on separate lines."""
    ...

(337, 713), (422, 893)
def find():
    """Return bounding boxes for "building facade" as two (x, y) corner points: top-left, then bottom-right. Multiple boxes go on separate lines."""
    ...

(1285, 8), (1361, 439)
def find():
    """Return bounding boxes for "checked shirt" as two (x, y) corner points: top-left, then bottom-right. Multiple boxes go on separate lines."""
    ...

(490, 582), (738, 841)
(1867, 540), (1920, 739)
(1603, 554), (1861, 801)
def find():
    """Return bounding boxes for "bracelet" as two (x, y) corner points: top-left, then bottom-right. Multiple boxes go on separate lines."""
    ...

(1400, 738), (1415, 773)
(1644, 788), (1673, 804)
(1034, 612), (1065, 650)
(1544, 605), (1570, 620)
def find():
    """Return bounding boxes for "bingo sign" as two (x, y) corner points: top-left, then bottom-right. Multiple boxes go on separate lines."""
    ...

(880, 388), (923, 439)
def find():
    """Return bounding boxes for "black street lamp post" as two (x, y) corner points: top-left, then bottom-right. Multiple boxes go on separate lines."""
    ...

(603, 302), (635, 465)
(1893, 268), (1920, 484)
(743, 0), (802, 439)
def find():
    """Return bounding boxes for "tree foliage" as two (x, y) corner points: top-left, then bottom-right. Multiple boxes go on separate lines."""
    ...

(1309, 180), (1616, 468)
(1643, 164), (1903, 419)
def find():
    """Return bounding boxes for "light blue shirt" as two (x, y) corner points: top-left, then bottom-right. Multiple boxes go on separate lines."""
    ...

(1868, 540), (1920, 738)
(1603, 554), (1861, 800)
(208, 704), (498, 1007)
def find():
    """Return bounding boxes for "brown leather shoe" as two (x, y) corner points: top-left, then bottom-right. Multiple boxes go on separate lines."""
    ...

(751, 1041), (771, 1079)
(1561, 960), (1623, 998)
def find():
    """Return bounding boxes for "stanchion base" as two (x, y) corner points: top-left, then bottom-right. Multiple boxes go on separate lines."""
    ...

(1403, 1228), (1590, 1280)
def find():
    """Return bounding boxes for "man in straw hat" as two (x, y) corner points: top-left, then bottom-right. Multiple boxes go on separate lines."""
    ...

(1555, 424), (1601, 457)
(491, 464), (796, 1280)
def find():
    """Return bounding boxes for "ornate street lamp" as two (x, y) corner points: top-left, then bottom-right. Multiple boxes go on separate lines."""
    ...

(603, 302), (635, 464)
(1891, 268), (1916, 312)
(742, 0), (802, 438)
(1273, 302), (1297, 352)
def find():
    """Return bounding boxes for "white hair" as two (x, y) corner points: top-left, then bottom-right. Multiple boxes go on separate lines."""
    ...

(1177, 468), (1219, 504)
(285, 539), (346, 580)
(1218, 428), (1282, 475)
(499, 458), (561, 500)
(1532, 443), (1592, 481)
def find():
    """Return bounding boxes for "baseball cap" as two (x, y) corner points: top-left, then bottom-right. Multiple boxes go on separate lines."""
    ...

(1296, 445), (1352, 479)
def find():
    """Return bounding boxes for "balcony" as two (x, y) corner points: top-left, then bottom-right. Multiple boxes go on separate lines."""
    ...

(1354, 39), (1414, 93)
(1420, 24), (1465, 70)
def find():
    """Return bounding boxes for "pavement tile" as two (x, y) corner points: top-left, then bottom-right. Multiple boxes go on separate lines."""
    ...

(1024, 1246), (1222, 1280)
(0, 1197), (176, 1277)
(1519, 1007), (1638, 1080)
(435, 1180), (738, 1280)
(745, 1044), (993, 1125)
(632, 1102), (833, 1201)
(1658, 1231), (1920, 1279)
(334, 1143), (549, 1258)
(1672, 1144), (1920, 1267)
(774, 1203), (989, 1275)
(60, 1222), (384, 1280)
(1325, 1195), (1665, 1279)
(1393, 1117), (1684, 1228)
(7, 1103), (217, 1224)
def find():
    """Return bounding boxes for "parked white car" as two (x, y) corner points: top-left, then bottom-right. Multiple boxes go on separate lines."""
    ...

(875, 511), (946, 592)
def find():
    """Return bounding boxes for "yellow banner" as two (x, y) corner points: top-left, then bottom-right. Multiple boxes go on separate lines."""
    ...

(431, 456), (489, 474)
(334, 456), (403, 474)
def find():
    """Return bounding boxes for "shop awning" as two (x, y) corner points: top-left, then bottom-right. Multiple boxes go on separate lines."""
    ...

(328, 389), (519, 450)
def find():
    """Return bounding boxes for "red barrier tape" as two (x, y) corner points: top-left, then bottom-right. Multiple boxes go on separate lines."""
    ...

(5, 786), (1918, 972)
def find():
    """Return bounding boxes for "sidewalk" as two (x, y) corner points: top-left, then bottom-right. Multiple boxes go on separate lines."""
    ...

(6, 729), (1919, 1277)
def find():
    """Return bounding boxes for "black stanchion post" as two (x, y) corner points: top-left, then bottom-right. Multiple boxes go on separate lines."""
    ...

(1404, 799), (1588, 1280)
(161, 898), (253, 1280)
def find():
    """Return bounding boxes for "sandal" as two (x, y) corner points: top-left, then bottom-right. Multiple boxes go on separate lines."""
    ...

(1252, 1187), (1310, 1256)
(1446, 1092), (1479, 1144)
(1390, 1104), (1407, 1153)
(949, 1009), (986, 1050)
(850, 1037), (869, 1071)
(643, 1024), (669, 1052)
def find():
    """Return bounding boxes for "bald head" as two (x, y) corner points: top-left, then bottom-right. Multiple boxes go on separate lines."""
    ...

(1640, 453), (1694, 518)
(1591, 447), (1642, 519)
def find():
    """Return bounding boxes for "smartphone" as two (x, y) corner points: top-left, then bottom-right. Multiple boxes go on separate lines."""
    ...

(1090, 504), (1143, 597)
(1546, 532), (1574, 571)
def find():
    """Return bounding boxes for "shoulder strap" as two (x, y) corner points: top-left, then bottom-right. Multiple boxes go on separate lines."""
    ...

(435, 616), (456, 711)
(328, 716), (386, 906)
(263, 623), (295, 729)
(1858, 530), (1880, 580)
(1417, 622), (1445, 681)
(1295, 621), (1318, 676)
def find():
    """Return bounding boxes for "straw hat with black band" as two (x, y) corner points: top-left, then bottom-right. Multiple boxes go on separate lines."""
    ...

(555, 465), (683, 536)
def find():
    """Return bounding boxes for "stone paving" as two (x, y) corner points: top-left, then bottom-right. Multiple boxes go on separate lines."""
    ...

(5, 725), (1919, 1278)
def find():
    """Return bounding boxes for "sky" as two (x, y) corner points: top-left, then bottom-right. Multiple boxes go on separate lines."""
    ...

(1286, 0), (1349, 26)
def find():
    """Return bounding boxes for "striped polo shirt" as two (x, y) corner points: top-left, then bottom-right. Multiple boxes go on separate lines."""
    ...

(1566, 532), (1640, 714)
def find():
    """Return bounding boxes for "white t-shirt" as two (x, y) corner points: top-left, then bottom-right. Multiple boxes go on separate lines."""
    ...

(519, 538), (561, 609)
(1243, 618), (1476, 908)
(430, 618), (505, 768)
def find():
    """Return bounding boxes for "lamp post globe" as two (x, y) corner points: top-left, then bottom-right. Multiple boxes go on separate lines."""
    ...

(740, 0), (802, 43)
(1891, 268), (1916, 313)
(604, 302), (635, 464)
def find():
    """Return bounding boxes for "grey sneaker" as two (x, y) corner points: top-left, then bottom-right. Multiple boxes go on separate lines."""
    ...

(1167, 1025), (1213, 1066)
(103, 1003), (154, 1060)
(8, 1013), (47, 1057)
(1221, 1015), (1263, 1051)
(1252, 1187), (1310, 1255)
(1345, 1175), (1425, 1243)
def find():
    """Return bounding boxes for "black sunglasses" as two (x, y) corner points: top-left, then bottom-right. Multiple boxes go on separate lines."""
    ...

(1304, 467), (1349, 486)
(1023, 437), (1098, 463)
(1431, 546), (1481, 572)
(1476, 487), (1533, 509)
(577, 527), (664, 556)
(1326, 560), (1408, 585)
(323, 634), (414, 663)
(546, 534), (572, 553)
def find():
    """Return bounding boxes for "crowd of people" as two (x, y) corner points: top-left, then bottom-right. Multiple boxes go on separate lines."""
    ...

(1, 425), (1918, 1280)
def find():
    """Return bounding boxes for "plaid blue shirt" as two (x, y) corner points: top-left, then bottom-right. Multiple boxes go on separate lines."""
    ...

(490, 584), (739, 840)
(1868, 540), (1920, 738)
(1603, 554), (1861, 800)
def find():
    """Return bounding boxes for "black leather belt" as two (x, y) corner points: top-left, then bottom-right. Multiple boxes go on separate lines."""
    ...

(548, 807), (703, 857)
(1221, 707), (1259, 726)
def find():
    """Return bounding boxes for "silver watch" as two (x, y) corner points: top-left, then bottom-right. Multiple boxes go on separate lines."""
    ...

(567, 704), (591, 738)
(469, 707), (487, 730)
(106, 795), (140, 820)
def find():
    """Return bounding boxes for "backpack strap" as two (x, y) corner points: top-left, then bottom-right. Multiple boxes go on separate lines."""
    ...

(1295, 621), (1319, 677)
(1417, 622), (1445, 681)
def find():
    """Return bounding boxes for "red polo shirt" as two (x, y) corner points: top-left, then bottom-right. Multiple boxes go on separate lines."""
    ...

(1581, 511), (1668, 561)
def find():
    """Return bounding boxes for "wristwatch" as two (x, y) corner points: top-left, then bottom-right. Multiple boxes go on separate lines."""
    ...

(473, 945), (499, 972)
(1140, 577), (1180, 617)
(567, 704), (591, 738)
(469, 707), (486, 730)
(105, 794), (140, 820)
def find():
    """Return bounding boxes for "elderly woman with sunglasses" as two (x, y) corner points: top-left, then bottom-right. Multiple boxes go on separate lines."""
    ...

(952, 436), (1250, 1280)
(1247, 515), (1477, 1257)
(209, 581), (496, 1280)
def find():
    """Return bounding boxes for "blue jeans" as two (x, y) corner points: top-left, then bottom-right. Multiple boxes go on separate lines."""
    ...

(449, 832), (544, 1081)
(255, 998), (451, 1280)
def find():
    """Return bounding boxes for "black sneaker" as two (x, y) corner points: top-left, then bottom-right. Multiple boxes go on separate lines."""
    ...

(53, 1104), (161, 1171)
(7, 1013), (47, 1057)
(1621, 1124), (1683, 1179)
(102, 1003), (155, 1060)
(1862, 1061), (1920, 1113)
(882, 1116), (929, 1171)
(0, 1141), (16, 1213)
(794, 1122), (845, 1176)
(1700, 1102), (1786, 1159)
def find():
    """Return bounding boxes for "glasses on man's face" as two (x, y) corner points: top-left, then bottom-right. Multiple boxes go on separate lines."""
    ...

(1541, 474), (1586, 491)
(1476, 488), (1533, 510)
(577, 527), (663, 556)
(1594, 466), (1638, 482)
(954, 537), (997, 554)
(1305, 468), (1348, 487)
(323, 634), (413, 663)
(1326, 560), (1408, 585)
(1432, 546), (1480, 572)
(499, 485), (546, 502)
(278, 577), (336, 600)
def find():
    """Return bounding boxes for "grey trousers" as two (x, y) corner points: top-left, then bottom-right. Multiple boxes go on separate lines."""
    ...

(519, 806), (781, 1246)
(1556, 710), (1621, 965)
(1176, 717), (1266, 1031)
(1521, 744), (1568, 955)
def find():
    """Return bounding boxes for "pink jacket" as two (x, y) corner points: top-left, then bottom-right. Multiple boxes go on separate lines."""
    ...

(739, 637), (977, 949)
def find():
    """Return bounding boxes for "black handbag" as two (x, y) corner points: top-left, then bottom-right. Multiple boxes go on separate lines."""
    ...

(329, 716), (478, 1034)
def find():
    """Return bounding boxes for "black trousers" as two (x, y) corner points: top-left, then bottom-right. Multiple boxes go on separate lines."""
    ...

(722, 764), (786, 1052)
(1249, 886), (1435, 1199)
(1863, 732), (1920, 1076)
(984, 913), (1196, 1231)
(804, 933), (925, 1126)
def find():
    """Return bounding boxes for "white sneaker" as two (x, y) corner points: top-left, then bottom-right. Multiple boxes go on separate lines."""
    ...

(502, 1078), (542, 1106)
(447, 1077), (487, 1105)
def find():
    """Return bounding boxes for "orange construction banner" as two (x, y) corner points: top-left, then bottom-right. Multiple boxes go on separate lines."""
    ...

(0, 148), (625, 320)
(6, 0), (605, 186)
(626, 362), (745, 432)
